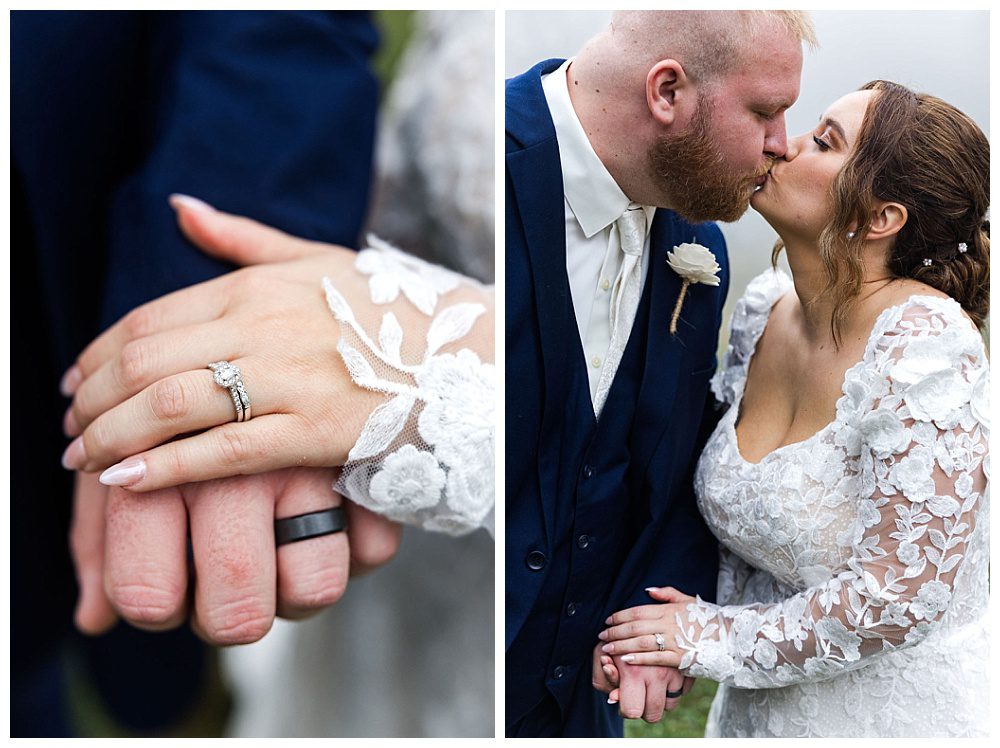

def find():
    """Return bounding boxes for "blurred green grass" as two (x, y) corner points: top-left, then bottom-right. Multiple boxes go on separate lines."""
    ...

(625, 679), (716, 738)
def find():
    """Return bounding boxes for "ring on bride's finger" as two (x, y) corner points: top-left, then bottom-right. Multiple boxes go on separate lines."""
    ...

(275, 508), (348, 546)
(208, 360), (252, 423)
(654, 632), (666, 652)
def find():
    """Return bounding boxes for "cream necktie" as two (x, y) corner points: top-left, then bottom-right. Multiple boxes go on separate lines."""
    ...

(593, 203), (647, 416)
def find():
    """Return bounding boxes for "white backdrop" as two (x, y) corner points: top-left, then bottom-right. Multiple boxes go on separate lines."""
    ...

(505, 10), (991, 344)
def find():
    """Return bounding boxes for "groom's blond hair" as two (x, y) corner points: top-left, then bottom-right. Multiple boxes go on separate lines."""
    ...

(606, 11), (818, 84)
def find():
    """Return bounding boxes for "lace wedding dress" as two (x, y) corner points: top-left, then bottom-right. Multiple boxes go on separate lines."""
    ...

(682, 269), (989, 738)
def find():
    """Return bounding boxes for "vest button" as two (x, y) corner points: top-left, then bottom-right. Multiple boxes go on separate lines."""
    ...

(566, 602), (577, 617)
(553, 665), (567, 680)
(577, 534), (591, 549)
(582, 464), (593, 479)
(526, 550), (547, 571)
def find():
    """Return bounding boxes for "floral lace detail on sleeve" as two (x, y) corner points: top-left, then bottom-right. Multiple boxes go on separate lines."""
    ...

(682, 297), (988, 688)
(324, 235), (495, 537)
(710, 268), (793, 407)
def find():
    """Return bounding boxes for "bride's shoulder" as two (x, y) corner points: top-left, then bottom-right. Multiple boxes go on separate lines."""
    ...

(728, 268), (793, 333)
(870, 280), (980, 340)
(864, 281), (988, 374)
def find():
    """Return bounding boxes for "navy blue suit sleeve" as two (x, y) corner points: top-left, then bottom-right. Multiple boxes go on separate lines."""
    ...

(100, 10), (378, 325)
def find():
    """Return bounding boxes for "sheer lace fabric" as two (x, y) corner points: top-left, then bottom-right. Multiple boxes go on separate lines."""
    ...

(685, 269), (989, 737)
(324, 236), (495, 537)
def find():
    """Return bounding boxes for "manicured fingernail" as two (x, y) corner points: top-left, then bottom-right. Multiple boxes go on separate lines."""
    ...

(63, 406), (81, 438)
(605, 616), (612, 624)
(169, 193), (215, 214)
(597, 630), (608, 641)
(99, 457), (146, 487)
(608, 697), (617, 705)
(601, 644), (613, 653)
(645, 587), (658, 592)
(60, 365), (82, 397)
(61, 437), (87, 470)
(622, 655), (635, 663)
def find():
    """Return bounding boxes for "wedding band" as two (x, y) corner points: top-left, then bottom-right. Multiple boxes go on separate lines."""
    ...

(654, 632), (666, 652)
(208, 361), (252, 422)
(665, 688), (684, 699)
(274, 508), (348, 546)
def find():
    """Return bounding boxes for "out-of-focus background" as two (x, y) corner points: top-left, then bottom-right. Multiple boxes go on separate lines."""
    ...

(506, 10), (990, 361)
(506, 10), (989, 738)
(15, 9), (495, 738)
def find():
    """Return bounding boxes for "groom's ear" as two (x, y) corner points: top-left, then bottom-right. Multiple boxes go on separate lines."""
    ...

(646, 59), (688, 127)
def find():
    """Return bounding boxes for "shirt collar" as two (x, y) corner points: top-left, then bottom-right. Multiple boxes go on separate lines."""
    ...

(542, 59), (655, 238)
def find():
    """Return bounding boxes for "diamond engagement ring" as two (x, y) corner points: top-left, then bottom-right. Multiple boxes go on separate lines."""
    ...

(654, 632), (666, 652)
(208, 361), (252, 422)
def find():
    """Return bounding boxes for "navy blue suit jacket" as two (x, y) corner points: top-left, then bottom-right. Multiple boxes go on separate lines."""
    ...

(506, 60), (727, 736)
(11, 11), (377, 734)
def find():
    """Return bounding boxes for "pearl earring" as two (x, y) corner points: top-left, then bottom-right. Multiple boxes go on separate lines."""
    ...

(846, 231), (855, 239)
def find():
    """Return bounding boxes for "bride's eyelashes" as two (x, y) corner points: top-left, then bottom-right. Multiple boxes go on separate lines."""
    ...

(812, 135), (831, 151)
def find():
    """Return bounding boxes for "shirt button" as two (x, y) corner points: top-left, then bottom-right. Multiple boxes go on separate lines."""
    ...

(553, 665), (567, 680)
(582, 464), (593, 480)
(526, 550), (547, 571)
(591, 355), (602, 368)
(577, 534), (591, 549)
(566, 602), (577, 617)
(600, 278), (610, 291)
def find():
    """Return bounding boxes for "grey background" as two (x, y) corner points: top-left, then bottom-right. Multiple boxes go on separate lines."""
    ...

(505, 10), (991, 344)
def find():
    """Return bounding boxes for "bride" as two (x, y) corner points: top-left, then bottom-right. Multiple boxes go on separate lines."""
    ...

(597, 80), (989, 737)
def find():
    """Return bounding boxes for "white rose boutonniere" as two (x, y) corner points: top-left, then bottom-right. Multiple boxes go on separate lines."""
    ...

(666, 242), (721, 334)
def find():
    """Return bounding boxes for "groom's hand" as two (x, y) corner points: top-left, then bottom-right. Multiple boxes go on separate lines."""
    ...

(70, 469), (401, 644)
(593, 647), (692, 723)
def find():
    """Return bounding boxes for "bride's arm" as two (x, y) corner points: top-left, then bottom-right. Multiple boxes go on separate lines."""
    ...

(61, 200), (495, 537)
(600, 304), (988, 688)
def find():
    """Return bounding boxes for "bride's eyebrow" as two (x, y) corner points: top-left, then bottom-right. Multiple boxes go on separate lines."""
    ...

(817, 116), (848, 146)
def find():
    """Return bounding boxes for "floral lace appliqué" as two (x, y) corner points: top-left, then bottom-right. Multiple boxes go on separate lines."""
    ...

(325, 236), (494, 536)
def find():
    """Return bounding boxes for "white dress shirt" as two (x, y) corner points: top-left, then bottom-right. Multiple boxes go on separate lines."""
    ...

(541, 59), (656, 408)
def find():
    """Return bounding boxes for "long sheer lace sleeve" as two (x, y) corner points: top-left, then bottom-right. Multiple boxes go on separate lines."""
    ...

(322, 235), (495, 537)
(678, 299), (989, 688)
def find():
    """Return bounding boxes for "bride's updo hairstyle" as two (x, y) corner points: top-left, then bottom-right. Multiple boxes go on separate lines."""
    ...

(779, 80), (989, 346)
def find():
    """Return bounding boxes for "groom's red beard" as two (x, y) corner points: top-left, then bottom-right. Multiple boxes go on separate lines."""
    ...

(650, 102), (770, 224)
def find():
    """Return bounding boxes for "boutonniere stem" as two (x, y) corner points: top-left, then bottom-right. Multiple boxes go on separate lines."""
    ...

(666, 242), (721, 335)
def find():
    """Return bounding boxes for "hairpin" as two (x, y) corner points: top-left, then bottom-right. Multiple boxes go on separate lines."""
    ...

(922, 258), (933, 267)
(958, 242), (968, 253)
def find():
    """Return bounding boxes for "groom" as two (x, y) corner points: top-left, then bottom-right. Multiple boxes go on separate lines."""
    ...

(506, 11), (814, 736)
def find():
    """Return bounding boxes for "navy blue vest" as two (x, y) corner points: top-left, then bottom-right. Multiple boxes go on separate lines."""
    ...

(506, 60), (729, 737)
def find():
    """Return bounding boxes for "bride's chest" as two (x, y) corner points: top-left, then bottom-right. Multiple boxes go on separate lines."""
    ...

(695, 412), (861, 588)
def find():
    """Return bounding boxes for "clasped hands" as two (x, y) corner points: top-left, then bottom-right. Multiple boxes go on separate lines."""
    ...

(65, 197), (403, 644)
(591, 586), (697, 722)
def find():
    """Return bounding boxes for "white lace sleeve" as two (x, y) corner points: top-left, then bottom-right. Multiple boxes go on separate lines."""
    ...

(323, 235), (494, 537)
(678, 299), (989, 688)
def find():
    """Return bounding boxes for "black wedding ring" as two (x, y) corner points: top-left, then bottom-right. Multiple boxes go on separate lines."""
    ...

(665, 688), (685, 699)
(274, 507), (348, 546)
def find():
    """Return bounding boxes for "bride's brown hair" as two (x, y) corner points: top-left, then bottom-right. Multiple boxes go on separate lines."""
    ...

(773, 80), (990, 346)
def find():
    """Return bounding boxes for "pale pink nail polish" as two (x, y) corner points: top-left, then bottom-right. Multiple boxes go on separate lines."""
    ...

(99, 457), (146, 487)
(60, 365), (82, 397)
(169, 193), (215, 214)
(622, 655), (635, 663)
(63, 406), (81, 438)
(61, 437), (87, 470)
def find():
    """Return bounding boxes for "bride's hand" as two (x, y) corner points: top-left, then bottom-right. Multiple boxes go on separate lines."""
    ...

(597, 586), (696, 667)
(59, 197), (390, 491)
